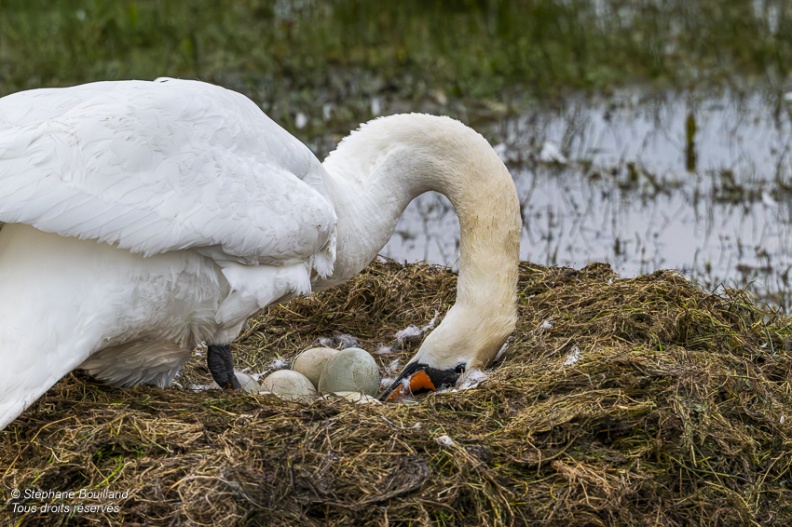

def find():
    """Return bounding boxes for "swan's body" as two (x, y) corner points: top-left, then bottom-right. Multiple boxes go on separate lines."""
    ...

(0, 79), (519, 430)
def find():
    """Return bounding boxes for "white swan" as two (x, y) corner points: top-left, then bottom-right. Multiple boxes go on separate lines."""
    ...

(0, 78), (520, 429)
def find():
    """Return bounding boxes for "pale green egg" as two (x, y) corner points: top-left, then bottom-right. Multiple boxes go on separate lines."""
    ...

(318, 347), (380, 397)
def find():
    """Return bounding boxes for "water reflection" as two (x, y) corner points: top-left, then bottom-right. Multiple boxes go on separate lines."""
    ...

(380, 89), (792, 309)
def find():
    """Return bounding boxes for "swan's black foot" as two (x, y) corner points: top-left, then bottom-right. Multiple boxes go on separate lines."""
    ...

(207, 344), (242, 390)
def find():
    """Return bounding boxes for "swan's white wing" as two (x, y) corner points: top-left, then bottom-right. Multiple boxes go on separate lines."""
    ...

(0, 79), (335, 272)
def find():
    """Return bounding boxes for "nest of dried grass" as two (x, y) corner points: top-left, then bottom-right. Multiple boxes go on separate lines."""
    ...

(2, 260), (792, 526)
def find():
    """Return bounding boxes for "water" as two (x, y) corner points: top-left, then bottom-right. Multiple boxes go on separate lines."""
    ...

(380, 88), (792, 309)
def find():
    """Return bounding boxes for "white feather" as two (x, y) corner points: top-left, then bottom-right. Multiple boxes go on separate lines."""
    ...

(0, 80), (337, 428)
(0, 79), (336, 267)
(0, 80), (521, 429)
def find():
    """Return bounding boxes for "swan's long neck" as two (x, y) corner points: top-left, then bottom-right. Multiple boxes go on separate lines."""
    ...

(318, 114), (520, 370)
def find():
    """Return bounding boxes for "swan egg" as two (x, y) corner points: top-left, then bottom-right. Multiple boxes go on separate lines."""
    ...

(318, 347), (380, 397)
(208, 371), (260, 393)
(234, 371), (261, 393)
(260, 370), (317, 401)
(291, 347), (340, 387)
(331, 391), (381, 405)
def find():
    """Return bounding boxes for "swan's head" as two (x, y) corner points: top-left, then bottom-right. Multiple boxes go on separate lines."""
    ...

(380, 359), (465, 401)
(381, 304), (515, 401)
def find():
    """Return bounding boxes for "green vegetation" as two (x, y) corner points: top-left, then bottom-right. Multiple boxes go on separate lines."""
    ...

(2, 0), (791, 144)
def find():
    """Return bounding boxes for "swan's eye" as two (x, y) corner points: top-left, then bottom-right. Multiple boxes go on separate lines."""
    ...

(454, 363), (466, 374)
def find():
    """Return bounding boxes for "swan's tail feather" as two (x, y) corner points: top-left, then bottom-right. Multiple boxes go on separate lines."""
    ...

(0, 226), (99, 429)
(0, 297), (92, 429)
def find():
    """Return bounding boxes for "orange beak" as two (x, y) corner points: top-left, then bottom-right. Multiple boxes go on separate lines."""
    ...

(384, 370), (437, 402)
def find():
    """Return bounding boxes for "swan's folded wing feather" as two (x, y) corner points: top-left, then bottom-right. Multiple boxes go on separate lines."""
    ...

(0, 79), (336, 273)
